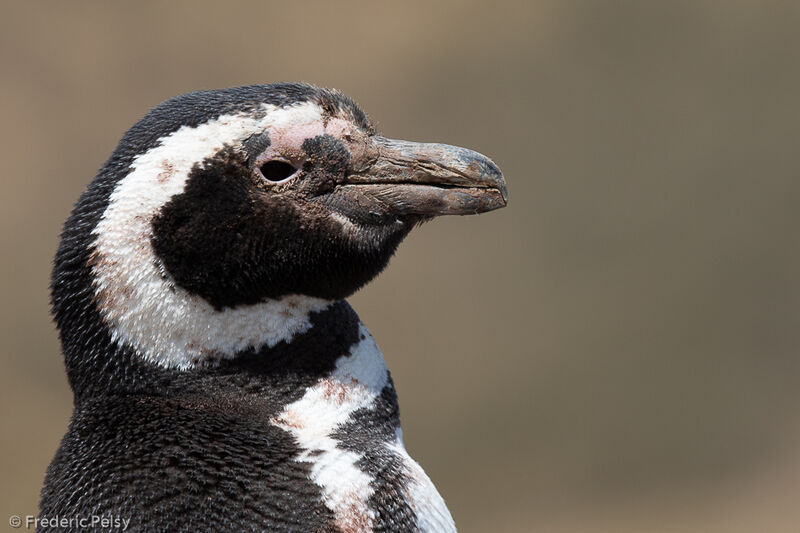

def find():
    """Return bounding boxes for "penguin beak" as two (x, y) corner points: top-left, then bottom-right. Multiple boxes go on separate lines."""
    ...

(342, 136), (507, 217)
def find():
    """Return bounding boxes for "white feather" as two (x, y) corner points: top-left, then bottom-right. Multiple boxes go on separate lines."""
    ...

(271, 324), (389, 531)
(389, 431), (457, 533)
(91, 101), (331, 369)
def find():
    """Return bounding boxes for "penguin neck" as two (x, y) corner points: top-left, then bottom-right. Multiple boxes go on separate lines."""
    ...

(61, 292), (386, 401)
(167, 299), (391, 400)
(88, 229), (335, 370)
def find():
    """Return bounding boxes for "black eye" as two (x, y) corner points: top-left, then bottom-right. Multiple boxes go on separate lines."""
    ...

(259, 161), (297, 183)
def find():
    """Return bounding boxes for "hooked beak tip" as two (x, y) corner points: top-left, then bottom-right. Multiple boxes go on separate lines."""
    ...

(371, 137), (508, 215)
(476, 156), (508, 206)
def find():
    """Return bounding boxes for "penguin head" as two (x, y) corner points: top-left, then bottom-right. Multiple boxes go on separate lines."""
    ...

(53, 84), (506, 372)
(143, 86), (506, 308)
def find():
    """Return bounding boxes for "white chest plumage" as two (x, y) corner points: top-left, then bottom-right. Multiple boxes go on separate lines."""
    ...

(272, 323), (456, 533)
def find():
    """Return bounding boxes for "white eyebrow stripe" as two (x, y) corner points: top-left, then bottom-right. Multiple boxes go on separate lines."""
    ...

(90, 101), (331, 369)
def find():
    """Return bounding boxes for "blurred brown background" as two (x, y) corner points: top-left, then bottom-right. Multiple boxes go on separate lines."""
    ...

(2, 1), (800, 531)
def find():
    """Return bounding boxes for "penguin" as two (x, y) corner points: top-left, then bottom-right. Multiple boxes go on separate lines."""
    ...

(41, 83), (507, 532)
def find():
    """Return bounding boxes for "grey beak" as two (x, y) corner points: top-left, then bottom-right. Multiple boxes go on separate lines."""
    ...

(343, 136), (507, 217)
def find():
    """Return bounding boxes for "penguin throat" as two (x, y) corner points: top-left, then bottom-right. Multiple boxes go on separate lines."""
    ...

(90, 250), (332, 369)
(89, 205), (331, 370)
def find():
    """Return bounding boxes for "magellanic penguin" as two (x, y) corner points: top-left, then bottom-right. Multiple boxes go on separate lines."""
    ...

(42, 83), (507, 532)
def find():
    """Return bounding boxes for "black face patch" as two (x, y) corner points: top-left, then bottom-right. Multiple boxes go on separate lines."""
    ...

(151, 142), (411, 309)
(300, 134), (350, 196)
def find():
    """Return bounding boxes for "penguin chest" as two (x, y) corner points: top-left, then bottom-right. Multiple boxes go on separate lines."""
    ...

(271, 325), (456, 532)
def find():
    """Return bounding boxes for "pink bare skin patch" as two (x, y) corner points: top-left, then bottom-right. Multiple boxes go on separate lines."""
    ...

(260, 117), (354, 170)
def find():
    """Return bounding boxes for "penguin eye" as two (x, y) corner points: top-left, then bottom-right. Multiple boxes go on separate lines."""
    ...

(258, 161), (298, 183)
